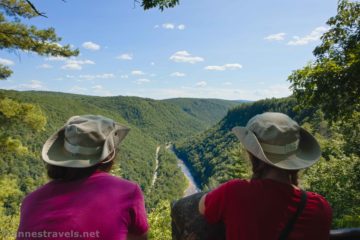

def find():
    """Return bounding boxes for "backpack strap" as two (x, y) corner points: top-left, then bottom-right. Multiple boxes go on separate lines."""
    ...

(278, 189), (308, 240)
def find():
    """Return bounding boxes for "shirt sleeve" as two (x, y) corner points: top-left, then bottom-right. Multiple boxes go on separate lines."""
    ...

(315, 193), (333, 238)
(204, 181), (230, 224)
(128, 184), (149, 235)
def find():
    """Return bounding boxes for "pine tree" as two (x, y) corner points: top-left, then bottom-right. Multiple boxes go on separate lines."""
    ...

(0, 0), (79, 80)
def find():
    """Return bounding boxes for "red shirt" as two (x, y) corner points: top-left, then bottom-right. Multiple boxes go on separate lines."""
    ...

(204, 179), (332, 240)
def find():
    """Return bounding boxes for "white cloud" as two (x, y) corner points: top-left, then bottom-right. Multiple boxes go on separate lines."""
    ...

(69, 86), (88, 94)
(135, 78), (150, 85)
(38, 63), (53, 69)
(131, 70), (145, 75)
(253, 84), (291, 99)
(61, 59), (95, 70)
(116, 53), (133, 60)
(46, 56), (67, 61)
(178, 24), (186, 30)
(92, 85), (112, 96)
(162, 23), (175, 29)
(224, 82), (232, 86)
(157, 23), (186, 30)
(196, 81), (207, 87)
(17, 80), (47, 90)
(0, 58), (14, 66)
(82, 41), (101, 51)
(170, 51), (204, 64)
(150, 62), (155, 66)
(78, 73), (115, 80)
(264, 33), (286, 41)
(120, 75), (129, 79)
(77, 60), (95, 64)
(288, 26), (329, 46)
(170, 72), (186, 77)
(61, 63), (82, 70)
(205, 63), (242, 71)
(92, 85), (103, 90)
(127, 84), (291, 100)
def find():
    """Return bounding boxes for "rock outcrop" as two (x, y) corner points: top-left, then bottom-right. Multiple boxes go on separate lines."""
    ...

(171, 192), (225, 240)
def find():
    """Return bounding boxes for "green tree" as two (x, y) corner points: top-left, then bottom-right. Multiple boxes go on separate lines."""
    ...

(0, 0), (181, 80)
(0, 175), (23, 240)
(0, 97), (46, 154)
(301, 123), (360, 228)
(141, 0), (179, 10)
(0, 0), (79, 80)
(0, 0), (72, 153)
(148, 200), (172, 240)
(288, 0), (360, 123)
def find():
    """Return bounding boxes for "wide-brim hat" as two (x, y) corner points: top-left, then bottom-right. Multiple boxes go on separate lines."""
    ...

(42, 115), (130, 168)
(232, 112), (321, 170)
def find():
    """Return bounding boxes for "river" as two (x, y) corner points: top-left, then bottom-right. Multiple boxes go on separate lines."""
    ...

(167, 145), (200, 197)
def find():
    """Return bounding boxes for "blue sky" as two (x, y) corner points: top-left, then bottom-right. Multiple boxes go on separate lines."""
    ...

(0, 0), (338, 100)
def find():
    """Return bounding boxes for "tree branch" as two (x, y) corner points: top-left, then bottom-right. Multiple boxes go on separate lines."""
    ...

(25, 0), (47, 18)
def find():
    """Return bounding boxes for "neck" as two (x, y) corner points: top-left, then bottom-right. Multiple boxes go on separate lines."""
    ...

(263, 168), (292, 185)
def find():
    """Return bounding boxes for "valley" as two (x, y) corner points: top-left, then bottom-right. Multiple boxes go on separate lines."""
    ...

(0, 89), (238, 210)
(0, 89), (359, 232)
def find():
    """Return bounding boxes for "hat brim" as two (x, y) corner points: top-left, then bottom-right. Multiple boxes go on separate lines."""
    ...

(232, 126), (321, 170)
(42, 123), (130, 168)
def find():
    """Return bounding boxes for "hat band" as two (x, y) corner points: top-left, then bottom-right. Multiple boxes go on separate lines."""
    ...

(64, 140), (102, 155)
(260, 139), (299, 155)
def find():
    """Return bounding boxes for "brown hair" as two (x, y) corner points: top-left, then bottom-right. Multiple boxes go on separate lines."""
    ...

(248, 152), (299, 186)
(46, 157), (114, 181)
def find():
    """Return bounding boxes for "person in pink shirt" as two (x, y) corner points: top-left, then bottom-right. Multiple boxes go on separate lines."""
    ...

(17, 115), (149, 240)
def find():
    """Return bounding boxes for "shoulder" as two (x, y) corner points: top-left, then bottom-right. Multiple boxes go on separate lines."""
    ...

(303, 191), (333, 227)
(221, 179), (250, 189)
(20, 181), (53, 209)
(91, 173), (143, 199)
(222, 179), (254, 191)
(207, 179), (250, 200)
(306, 191), (332, 210)
(90, 171), (139, 189)
(303, 191), (332, 221)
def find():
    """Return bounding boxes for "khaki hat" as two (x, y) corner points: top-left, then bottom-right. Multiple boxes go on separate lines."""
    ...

(42, 115), (130, 168)
(232, 112), (321, 170)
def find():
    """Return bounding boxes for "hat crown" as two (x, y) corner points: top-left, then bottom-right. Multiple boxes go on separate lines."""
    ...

(64, 115), (115, 148)
(232, 112), (321, 170)
(247, 112), (300, 146)
(42, 114), (130, 168)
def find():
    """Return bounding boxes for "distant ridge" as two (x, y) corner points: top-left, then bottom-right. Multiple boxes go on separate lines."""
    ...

(163, 98), (241, 126)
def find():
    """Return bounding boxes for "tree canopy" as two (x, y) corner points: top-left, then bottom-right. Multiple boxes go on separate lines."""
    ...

(0, 0), (79, 80)
(141, 0), (179, 10)
(288, 0), (360, 123)
(0, 0), (181, 153)
(0, 0), (180, 80)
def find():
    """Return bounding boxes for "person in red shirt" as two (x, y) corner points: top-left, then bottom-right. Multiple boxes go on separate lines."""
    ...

(199, 112), (332, 240)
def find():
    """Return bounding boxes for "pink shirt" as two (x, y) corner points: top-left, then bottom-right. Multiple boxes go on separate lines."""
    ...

(17, 171), (148, 240)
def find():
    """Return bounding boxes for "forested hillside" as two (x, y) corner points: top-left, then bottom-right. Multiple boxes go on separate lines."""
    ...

(0, 89), (239, 238)
(175, 97), (360, 227)
(0, 89), (238, 192)
(163, 98), (240, 127)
